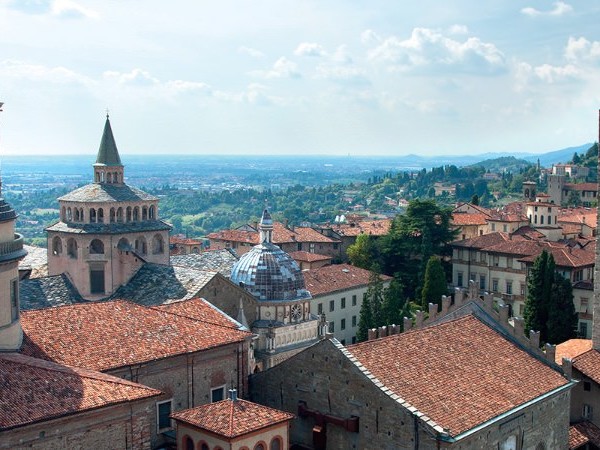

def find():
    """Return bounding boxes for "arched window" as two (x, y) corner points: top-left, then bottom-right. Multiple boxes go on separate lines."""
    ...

(66, 207), (72, 221)
(74, 208), (80, 222)
(109, 208), (116, 223)
(152, 234), (164, 254)
(199, 443), (209, 450)
(61, 207), (66, 221)
(52, 236), (62, 255)
(113, 172), (118, 183)
(100, 172), (105, 182)
(117, 207), (123, 223)
(90, 208), (97, 223)
(182, 435), (194, 450)
(117, 237), (130, 252)
(135, 237), (147, 255)
(97, 208), (104, 223)
(192, 246), (200, 254)
(254, 442), (266, 450)
(126, 206), (132, 222)
(107, 173), (112, 183)
(67, 238), (78, 259)
(270, 437), (282, 450)
(95, 171), (100, 182)
(133, 206), (139, 222)
(142, 206), (148, 220)
(149, 205), (155, 219)
(89, 239), (104, 254)
(80, 208), (85, 222)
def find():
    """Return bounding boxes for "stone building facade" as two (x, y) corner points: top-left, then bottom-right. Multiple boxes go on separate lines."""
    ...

(46, 116), (171, 299)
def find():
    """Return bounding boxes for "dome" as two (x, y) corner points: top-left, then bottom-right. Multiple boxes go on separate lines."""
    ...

(230, 241), (311, 302)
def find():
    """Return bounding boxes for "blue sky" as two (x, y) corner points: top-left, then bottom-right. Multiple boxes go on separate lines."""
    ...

(0, 0), (599, 156)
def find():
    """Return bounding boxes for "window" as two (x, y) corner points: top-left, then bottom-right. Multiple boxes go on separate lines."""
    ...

(200, 443), (209, 450)
(493, 255), (499, 266)
(329, 300), (335, 312)
(580, 322), (589, 338)
(479, 275), (485, 290)
(506, 257), (513, 269)
(584, 381), (591, 392)
(520, 283), (526, 296)
(341, 297), (346, 309)
(211, 385), (225, 402)
(352, 336), (356, 344)
(317, 303), (323, 314)
(500, 435), (517, 450)
(491, 223), (496, 231)
(341, 319), (346, 330)
(52, 236), (62, 255)
(330, 321), (335, 333)
(503, 224), (508, 232)
(270, 437), (282, 450)
(156, 400), (172, 431)
(457, 272), (463, 287)
(352, 295), (357, 306)
(183, 436), (194, 450)
(352, 315), (357, 327)
(583, 404), (593, 419)
(254, 443), (266, 450)
(492, 279), (499, 292)
(90, 268), (105, 294)
(10, 279), (18, 321)
(89, 239), (104, 254)
(480, 252), (486, 263)
(506, 281), (513, 295)
(67, 238), (78, 259)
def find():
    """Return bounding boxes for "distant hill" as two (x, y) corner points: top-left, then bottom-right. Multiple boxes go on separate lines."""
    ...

(467, 156), (532, 172)
(521, 143), (593, 167)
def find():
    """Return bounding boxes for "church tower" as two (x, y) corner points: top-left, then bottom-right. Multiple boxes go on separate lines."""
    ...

(0, 103), (27, 351)
(46, 115), (171, 299)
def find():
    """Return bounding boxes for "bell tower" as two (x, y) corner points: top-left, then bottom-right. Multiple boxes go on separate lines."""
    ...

(0, 102), (27, 351)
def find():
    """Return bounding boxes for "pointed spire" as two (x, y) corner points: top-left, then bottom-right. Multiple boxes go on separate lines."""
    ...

(259, 208), (273, 243)
(96, 114), (122, 167)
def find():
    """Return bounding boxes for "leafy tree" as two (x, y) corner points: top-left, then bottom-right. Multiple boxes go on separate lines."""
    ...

(421, 257), (447, 309)
(546, 275), (577, 344)
(382, 278), (408, 328)
(347, 233), (376, 271)
(470, 194), (479, 206)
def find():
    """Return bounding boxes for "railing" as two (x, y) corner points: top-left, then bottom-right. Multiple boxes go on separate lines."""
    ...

(0, 234), (23, 257)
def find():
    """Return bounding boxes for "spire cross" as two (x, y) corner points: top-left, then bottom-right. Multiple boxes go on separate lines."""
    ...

(105, 108), (110, 118)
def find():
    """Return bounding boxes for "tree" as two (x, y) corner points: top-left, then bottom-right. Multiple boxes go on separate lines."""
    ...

(470, 194), (479, 206)
(524, 250), (552, 342)
(546, 275), (577, 344)
(381, 278), (408, 328)
(347, 233), (376, 270)
(356, 292), (373, 342)
(356, 272), (385, 342)
(420, 257), (447, 309)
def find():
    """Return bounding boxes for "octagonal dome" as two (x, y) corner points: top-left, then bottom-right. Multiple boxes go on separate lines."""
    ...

(230, 241), (311, 302)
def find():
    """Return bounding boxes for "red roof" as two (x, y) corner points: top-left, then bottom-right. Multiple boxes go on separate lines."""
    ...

(154, 297), (242, 329)
(303, 264), (391, 296)
(0, 353), (160, 431)
(171, 398), (294, 438)
(331, 219), (391, 237)
(288, 251), (331, 263)
(555, 339), (593, 364)
(570, 421), (600, 449)
(20, 300), (250, 372)
(170, 236), (203, 245)
(451, 213), (489, 226)
(346, 315), (569, 437)
(208, 222), (337, 245)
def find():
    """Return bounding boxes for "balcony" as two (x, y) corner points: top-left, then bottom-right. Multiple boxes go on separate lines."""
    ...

(0, 233), (26, 263)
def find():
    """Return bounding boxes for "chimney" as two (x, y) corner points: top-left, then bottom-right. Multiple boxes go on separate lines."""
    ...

(229, 388), (238, 401)
(545, 343), (556, 364)
(403, 317), (412, 331)
(594, 108), (600, 350)
(562, 358), (573, 379)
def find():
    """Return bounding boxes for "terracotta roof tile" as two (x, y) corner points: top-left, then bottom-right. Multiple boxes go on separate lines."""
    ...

(154, 297), (242, 329)
(303, 264), (391, 297)
(171, 398), (294, 438)
(571, 349), (600, 385)
(331, 219), (391, 237)
(208, 222), (336, 245)
(0, 353), (160, 431)
(20, 300), (250, 372)
(555, 339), (593, 364)
(569, 421), (600, 449)
(451, 213), (489, 226)
(288, 251), (331, 263)
(346, 315), (569, 437)
(170, 236), (203, 245)
(452, 232), (513, 249)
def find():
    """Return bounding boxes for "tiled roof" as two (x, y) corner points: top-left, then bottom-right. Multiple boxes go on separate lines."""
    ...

(46, 219), (172, 234)
(511, 226), (546, 240)
(19, 245), (48, 274)
(451, 213), (489, 226)
(519, 245), (595, 268)
(569, 421), (600, 449)
(346, 314), (569, 437)
(170, 236), (203, 245)
(559, 210), (597, 227)
(288, 251), (331, 263)
(171, 249), (239, 277)
(451, 231), (513, 249)
(565, 183), (598, 192)
(208, 222), (336, 245)
(111, 263), (219, 306)
(20, 274), (84, 311)
(58, 183), (157, 203)
(331, 219), (391, 237)
(20, 300), (250, 371)
(171, 398), (294, 438)
(155, 297), (242, 330)
(303, 264), (391, 297)
(570, 349), (600, 385)
(555, 339), (592, 364)
(453, 203), (492, 216)
(0, 352), (160, 431)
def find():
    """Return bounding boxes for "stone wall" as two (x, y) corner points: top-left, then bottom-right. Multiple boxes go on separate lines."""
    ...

(0, 399), (155, 450)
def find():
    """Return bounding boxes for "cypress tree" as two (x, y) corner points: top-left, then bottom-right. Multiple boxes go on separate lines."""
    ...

(421, 256), (447, 309)
(356, 291), (373, 342)
(524, 250), (549, 340)
(546, 274), (577, 344)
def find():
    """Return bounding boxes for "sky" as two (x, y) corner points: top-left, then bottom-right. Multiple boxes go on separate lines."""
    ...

(0, 0), (599, 157)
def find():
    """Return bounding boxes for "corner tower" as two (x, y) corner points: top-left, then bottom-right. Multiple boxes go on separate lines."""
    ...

(46, 115), (171, 300)
(0, 103), (27, 351)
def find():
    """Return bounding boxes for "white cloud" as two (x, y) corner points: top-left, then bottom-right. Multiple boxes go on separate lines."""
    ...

(368, 28), (506, 75)
(294, 42), (326, 57)
(448, 24), (469, 35)
(51, 0), (98, 18)
(103, 69), (159, 86)
(165, 80), (212, 94)
(250, 57), (301, 79)
(0, 59), (91, 84)
(332, 45), (353, 65)
(521, 1), (572, 17)
(361, 29), (381, 45)
(515, 61), (581, 90)
(564, 36), (600, 62)
(315, 65), (369, 85)
(238, 46), (265, 58)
